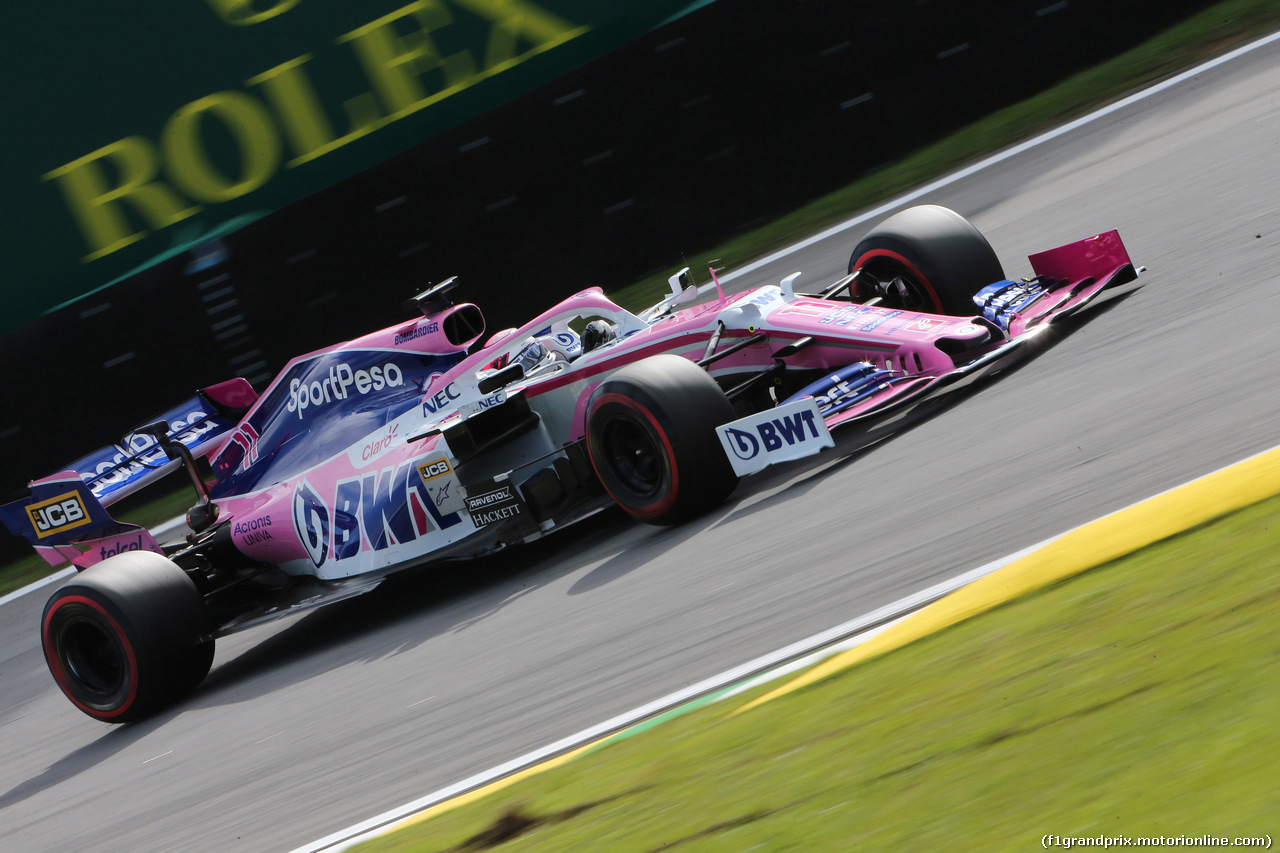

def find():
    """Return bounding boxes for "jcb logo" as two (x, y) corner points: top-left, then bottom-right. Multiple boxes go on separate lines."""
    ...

(418, 459), (452, 482)
(27, 492), (91, 539)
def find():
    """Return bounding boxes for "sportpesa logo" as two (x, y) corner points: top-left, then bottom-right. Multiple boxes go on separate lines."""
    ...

(286, 361), (405, 419)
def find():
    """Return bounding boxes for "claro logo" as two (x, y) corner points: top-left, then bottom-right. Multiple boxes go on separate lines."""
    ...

(286, 361), (404, 419)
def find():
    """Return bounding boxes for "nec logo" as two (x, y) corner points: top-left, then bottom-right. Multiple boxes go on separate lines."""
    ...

(717, 399), (835, 476)
(27, 492), (92, 539)
(422, 381), (461, 415)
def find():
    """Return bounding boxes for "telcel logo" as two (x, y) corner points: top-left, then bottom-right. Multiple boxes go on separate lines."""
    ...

(27, 492), (92, 539)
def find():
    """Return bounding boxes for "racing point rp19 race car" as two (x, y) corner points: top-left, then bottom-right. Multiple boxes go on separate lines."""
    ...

(1, 205), (1140, 723)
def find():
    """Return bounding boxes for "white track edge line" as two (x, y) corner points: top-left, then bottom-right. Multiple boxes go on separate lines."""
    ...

(0, 566), (75, 608)
(290, 543), (1039, 853)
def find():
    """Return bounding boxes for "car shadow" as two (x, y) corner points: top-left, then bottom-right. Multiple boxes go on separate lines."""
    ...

(0, 709), (170, 809)
(191, 507), (636, 707)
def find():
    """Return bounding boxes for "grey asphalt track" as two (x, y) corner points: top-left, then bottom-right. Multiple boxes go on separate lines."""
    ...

(5, 34), (1280, 853)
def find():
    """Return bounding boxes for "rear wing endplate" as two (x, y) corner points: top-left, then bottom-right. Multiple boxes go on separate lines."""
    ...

(0, 378), (256, 567)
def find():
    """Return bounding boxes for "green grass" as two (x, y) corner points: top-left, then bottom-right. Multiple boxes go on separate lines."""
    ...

(353, 493), (1280, 852)
(609, 0), (1280, 312)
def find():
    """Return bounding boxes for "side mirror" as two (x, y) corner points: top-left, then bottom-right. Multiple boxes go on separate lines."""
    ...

(478, 362), (524, 395)
(667, 267), (692, 296)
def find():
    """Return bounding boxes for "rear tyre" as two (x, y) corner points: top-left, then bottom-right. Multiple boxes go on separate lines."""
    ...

(42, 551), (214, 724)
(586, 354), (738, 525)
(848, 204), (1005, 315)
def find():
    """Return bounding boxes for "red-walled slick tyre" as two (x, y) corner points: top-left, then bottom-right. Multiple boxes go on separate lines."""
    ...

(848, 204), (1005, 315)
(42, 551), (214, 724)
(586, 354), (738, 525)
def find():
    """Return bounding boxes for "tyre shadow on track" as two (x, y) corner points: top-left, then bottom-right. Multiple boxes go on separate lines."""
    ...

(0, 709), (169, 809)
(191, 507), (639, 707)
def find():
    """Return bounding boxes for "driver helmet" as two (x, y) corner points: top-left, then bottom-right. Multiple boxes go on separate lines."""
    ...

(581, 319), (617, 352)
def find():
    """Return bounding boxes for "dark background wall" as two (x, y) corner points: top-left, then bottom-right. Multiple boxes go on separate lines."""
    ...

(0, 0), (1223, 556)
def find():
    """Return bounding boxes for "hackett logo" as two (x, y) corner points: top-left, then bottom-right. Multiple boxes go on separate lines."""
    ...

(27, 492), (92, 539)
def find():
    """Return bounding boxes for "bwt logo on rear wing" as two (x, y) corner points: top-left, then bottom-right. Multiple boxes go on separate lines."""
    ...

(717, 398), (835, 476)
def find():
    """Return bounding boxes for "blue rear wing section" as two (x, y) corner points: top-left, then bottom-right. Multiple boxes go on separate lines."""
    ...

(0, 384), (251, 553)
(0, 473), (167, 568)
(69, 393), (243, 505)
(0, 474), (118, 549)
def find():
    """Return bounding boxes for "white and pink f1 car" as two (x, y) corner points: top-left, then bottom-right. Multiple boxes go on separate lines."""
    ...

(1, 205), (1139, 722)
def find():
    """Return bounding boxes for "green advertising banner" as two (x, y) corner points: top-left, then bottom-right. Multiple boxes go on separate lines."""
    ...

(4, 0), (698, 336)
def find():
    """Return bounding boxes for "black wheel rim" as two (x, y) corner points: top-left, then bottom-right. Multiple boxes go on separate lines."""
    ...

(601, 416), (662, 498)
(60, 616), (126, 698)
(860, 259), (939, 312)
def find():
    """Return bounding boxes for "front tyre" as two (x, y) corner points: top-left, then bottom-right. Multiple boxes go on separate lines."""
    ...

(848, 204), (1005, 315)
(42, 551), (214, 724)
(586, 355), (739, 525)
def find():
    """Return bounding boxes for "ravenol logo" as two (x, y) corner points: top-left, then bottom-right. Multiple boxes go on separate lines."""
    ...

(27, 491), (92, 539)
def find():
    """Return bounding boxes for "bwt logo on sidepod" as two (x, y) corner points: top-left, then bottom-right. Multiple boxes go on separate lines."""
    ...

(292, 460), (463, 568)
(717, 399), (834, 476)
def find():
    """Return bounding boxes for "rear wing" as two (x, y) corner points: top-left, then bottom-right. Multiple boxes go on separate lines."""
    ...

(0, 378), (256, 568)
(64, 378), (256, 505)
